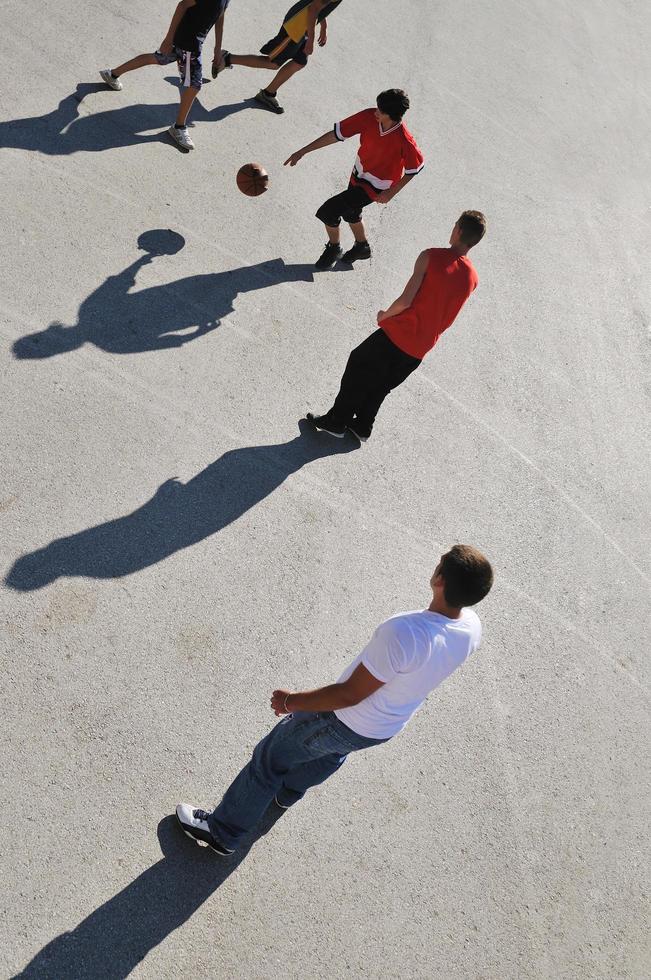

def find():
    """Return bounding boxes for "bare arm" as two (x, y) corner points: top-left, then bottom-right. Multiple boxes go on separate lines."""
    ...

(377, 250), (429, 323)
(271, 664), (385, 715)
(305, 1), (329, 55)
(376, 172), (415, 205)
(284, 129), (339, 167)
(213, 9), (226, 61)
(160, 0), (195, 52)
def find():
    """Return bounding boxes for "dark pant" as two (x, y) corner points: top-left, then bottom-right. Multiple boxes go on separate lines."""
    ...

(325, 329), (421, 436)
(208, 711), (386, 849)
(316, 182), (373, 227)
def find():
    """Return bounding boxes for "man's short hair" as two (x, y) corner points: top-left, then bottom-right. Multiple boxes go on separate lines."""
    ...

(457, 210), (486, 248)
(440, 545), (493, 607)
(376, 89), (410, 122)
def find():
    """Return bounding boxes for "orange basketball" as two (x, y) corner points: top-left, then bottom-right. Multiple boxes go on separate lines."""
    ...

(236, 163), (269, 197)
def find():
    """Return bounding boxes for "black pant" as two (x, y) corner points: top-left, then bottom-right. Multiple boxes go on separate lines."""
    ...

(325, 330), (421, 436)
(316, 182), (373, 227)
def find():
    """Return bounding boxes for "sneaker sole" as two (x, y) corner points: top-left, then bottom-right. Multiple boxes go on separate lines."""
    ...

(177, 822), (232, 856)
(254, 95), (284, 114)
(341, 253), (371, 265)
(315, 252), (344, 271)
(306, 417), (346, 438)
(318, 428), (345, 438)
(167, 130), (194, 153)
(348, 428), (369, 444)
(175, 812), (233, 855)
(100, 71), (122, 91)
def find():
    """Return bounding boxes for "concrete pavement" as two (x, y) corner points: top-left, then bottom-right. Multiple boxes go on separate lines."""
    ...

(1, 1), (650, 976)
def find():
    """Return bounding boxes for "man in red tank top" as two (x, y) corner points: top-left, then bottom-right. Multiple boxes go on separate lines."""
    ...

(307, 210), (486, 441)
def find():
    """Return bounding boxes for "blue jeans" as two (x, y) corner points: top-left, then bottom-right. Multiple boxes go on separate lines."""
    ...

(208, 711), (387, 849)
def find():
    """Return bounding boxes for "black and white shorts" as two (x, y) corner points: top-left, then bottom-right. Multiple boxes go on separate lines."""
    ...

(155, 46), (203, 89)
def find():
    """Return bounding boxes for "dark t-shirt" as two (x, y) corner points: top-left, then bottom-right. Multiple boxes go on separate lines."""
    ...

(318, 1), (343, 22)
(174, 0), (229, 53)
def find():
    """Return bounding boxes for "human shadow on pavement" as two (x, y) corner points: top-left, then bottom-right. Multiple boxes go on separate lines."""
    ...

(0, 81), (250, 156)
(5, 421), (359, 591)
(13, 231), (319, 357)
(12, 810), (284, 979)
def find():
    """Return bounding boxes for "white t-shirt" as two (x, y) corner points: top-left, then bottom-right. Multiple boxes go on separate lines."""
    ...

(335, 608), (482, 739)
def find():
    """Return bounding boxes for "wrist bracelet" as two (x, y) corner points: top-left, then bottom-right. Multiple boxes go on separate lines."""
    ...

(283, 693), (291, 712)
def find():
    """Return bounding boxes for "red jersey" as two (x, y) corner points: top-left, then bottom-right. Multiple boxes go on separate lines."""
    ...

(381, 248), (478, 359)
(334, 108), (424, 201)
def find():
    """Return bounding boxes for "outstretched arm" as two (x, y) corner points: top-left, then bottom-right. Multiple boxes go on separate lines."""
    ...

(377, 250), (429, 322)
(271, 664), (384, 715)
(284, 129), (338, 166)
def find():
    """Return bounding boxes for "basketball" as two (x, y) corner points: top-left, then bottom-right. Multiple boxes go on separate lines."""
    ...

(236, 163), (269, 197)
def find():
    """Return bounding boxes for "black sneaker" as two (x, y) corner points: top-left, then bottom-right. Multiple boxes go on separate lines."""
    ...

(254, 88), (284, 114)
(212, 49), (232, 78)
(175, 803), (234, 855)
(306, 412), (346, 438)
(348, 422), (370, 444)
(341, 240), (372, 264)
(315, 242), (344, 270)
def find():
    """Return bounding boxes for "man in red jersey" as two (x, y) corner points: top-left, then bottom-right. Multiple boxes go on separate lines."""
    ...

(284, 89), (424, 268)
(307, 211), (486, 441)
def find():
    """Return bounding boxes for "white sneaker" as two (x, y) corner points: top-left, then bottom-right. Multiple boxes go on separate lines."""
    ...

(175, 803), (233, 854)
(100, 69), (122, 91)
(168, 125), (195, 151)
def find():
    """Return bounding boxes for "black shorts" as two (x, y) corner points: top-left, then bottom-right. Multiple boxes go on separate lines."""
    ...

(260, 28), (308, 67)
(316, 183), (373, 226)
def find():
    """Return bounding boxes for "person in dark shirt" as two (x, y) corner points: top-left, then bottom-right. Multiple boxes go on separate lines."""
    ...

(213, 0), (343, 115)
(99, 0), (230, 151)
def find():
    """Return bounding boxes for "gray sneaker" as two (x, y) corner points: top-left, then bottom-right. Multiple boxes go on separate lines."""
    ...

(212, 49), (231, 78)
(254, 89), (284, 114)
(168, 125), (195, 151)
(100, 69), (122, 91)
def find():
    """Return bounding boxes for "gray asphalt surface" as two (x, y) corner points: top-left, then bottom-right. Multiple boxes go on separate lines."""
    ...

(1, 1), (650, 977)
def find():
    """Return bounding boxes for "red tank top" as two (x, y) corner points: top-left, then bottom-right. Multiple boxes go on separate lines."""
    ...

(381, 248), (478, 359)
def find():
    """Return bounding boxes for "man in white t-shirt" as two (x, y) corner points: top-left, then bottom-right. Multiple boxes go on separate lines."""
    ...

(176, 544), (494, 855)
